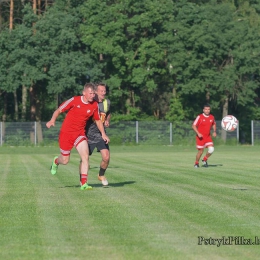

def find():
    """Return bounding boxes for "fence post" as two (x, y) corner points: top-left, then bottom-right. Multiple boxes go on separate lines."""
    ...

(237, 122), (239, 145)
(34, 121), (37, 146)
(0, 122), (2, 146)
(251, 120), (254, 146)
(170, 122), (172, 145)
(136, 121), (138, 144)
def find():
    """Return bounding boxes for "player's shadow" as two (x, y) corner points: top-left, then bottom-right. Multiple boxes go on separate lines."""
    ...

(205, 164), (223, 167)
(63, 181), (136, 189)
(89, 166), (120, 169)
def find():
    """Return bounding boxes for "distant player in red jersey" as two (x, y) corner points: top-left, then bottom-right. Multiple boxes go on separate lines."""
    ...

(46, 83), (110, 190)
(192, 104), (216, 168)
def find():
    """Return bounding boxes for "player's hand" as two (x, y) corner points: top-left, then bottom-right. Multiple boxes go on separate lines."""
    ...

(102, 134), (110, 144)
(212, 132), (217, 137)
(46, 121), (55, 128)
(197, 133), (203, 138)
(104, 120), (110, 127)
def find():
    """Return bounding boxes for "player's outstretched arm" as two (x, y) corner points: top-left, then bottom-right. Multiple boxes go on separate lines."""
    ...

(96, 120), (110, 143)
(46, 108), (61, 128)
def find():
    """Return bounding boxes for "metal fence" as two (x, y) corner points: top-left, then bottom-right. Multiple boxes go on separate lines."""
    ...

(0, 120), (244, 146)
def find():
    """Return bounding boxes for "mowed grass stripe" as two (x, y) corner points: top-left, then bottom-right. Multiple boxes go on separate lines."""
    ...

(85, 147), (260, 258)
(1, 146), (260, 259)
(0, 155), (10, 198)
(0, 154), (129, 260)
(26, 154), (131, 259)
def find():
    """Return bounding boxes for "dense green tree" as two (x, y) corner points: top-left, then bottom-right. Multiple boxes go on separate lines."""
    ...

(79, 0), (176, 118)
(170, 0), (260, 121)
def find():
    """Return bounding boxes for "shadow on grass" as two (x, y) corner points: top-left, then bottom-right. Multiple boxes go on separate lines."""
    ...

(62, 181), (136, 189)
(89, 166), (119, 169)
(206, 164), (223, 167)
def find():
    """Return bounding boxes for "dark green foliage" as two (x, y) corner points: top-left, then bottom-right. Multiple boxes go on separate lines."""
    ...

(0, 0), (260, 148)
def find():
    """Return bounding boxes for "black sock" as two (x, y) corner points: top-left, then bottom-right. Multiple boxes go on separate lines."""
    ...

(99, 167), (106, 176)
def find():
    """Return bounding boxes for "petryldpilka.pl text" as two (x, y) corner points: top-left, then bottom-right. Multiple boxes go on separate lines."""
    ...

(198, 236), (260, 247)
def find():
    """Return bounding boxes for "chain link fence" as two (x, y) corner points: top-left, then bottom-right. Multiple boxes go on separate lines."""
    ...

(0, 121), (243, 146)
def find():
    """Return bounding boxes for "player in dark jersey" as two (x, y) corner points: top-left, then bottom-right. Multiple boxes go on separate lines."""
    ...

(46, 83), (110, 190)
(192, 104), (217, 168)
(85, 83), (111, 186)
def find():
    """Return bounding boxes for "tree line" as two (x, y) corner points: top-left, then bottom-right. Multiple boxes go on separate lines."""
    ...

(0, 0), (260, 130)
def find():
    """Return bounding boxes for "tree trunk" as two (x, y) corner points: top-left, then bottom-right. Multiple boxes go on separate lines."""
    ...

(2, 92), (7, 122)
(30, 86), (36, 121)
(131, 90), (135, 107)
(38, 0), (41, 14)
(153, 109), (159, 119)
(221, 97), (228, 142)
(30, 86), (36, 143)
(126, 97), (130, 114)
(21, 85), (27, 121)
(36, 121), (43, 143)
(0, 3), (2, 29)
(13, 90), (18, 121)
(9, 0), (13, 30)
(206, 85), (210, 102)
(33, 0), (37, 14)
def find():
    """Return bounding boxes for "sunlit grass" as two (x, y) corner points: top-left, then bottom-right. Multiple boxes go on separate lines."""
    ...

(1, 145), (260, 259)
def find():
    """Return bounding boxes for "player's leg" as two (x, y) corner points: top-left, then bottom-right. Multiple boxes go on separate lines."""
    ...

(194, 136), (204, 168)
(50, 154), (70, 175)
(202, 146), (214, 167)
(50, 132), (72, 175)
(76, 139), (92, 190)
(195, 149), (204, 168)
(96, 141), (110, 186)
(202, 138), (214, 167)
(78, 143), (95, 184)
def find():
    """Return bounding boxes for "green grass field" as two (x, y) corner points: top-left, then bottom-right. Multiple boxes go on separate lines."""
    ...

(1, 145), (260, 260)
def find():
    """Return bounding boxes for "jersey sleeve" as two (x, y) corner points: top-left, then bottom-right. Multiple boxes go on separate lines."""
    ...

(59, 97), (75, 112)
(193, 115), (200, 126)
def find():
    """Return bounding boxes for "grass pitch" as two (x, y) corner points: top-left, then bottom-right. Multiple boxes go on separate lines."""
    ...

(1, 145), (260, 260)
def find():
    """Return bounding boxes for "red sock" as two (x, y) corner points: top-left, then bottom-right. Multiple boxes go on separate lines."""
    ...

(203, 156), (208, 161)
(55, 158), (59, 165)
(195, 161), (199, 165)
(80, 173), (88, 186)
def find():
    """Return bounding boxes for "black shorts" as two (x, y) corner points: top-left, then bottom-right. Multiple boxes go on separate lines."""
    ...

(89, 140), (109, 156)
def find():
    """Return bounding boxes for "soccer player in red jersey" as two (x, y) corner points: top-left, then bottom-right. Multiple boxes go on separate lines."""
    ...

(192, 104), (217, 168)
(46, 83), (110, 190)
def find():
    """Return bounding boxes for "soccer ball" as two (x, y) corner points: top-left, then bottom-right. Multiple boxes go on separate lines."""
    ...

(221, 115), (238, 132)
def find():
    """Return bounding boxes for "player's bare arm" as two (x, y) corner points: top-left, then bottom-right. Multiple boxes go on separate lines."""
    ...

(104, 114), (111, 127)
(96, 120), (110, 143)
(192, 124), (203, 138)
(46, 108), (62, 128)
(212, 124), (217, 137)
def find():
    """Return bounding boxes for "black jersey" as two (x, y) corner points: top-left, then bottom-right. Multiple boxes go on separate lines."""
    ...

(85, 99), (110, 144)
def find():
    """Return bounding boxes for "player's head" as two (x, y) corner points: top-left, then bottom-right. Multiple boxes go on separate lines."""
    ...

(203, 104), (211, 116)
(95, 83), (107, 102)
(82, 83), (95, 102)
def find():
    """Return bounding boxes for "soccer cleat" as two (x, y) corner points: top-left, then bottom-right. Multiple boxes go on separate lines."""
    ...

(194, 164), (199, 168)
(202, 160), (208, 167)
(98, 175), (109, 186)
(80, 183), (93, 190)
(50, 156), (59, 175)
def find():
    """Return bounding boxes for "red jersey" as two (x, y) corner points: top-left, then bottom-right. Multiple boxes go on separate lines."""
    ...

(59, 96), (100, 134)
(193, 113), (216, 137)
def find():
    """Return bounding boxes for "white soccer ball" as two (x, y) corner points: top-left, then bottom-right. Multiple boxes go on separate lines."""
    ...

(221, 115), (238, 132)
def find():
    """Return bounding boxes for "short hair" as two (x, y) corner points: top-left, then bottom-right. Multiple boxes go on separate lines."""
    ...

(83, 83), (95, 91)
(94, 82), (107, 91)
(203, 104), (210, 108)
